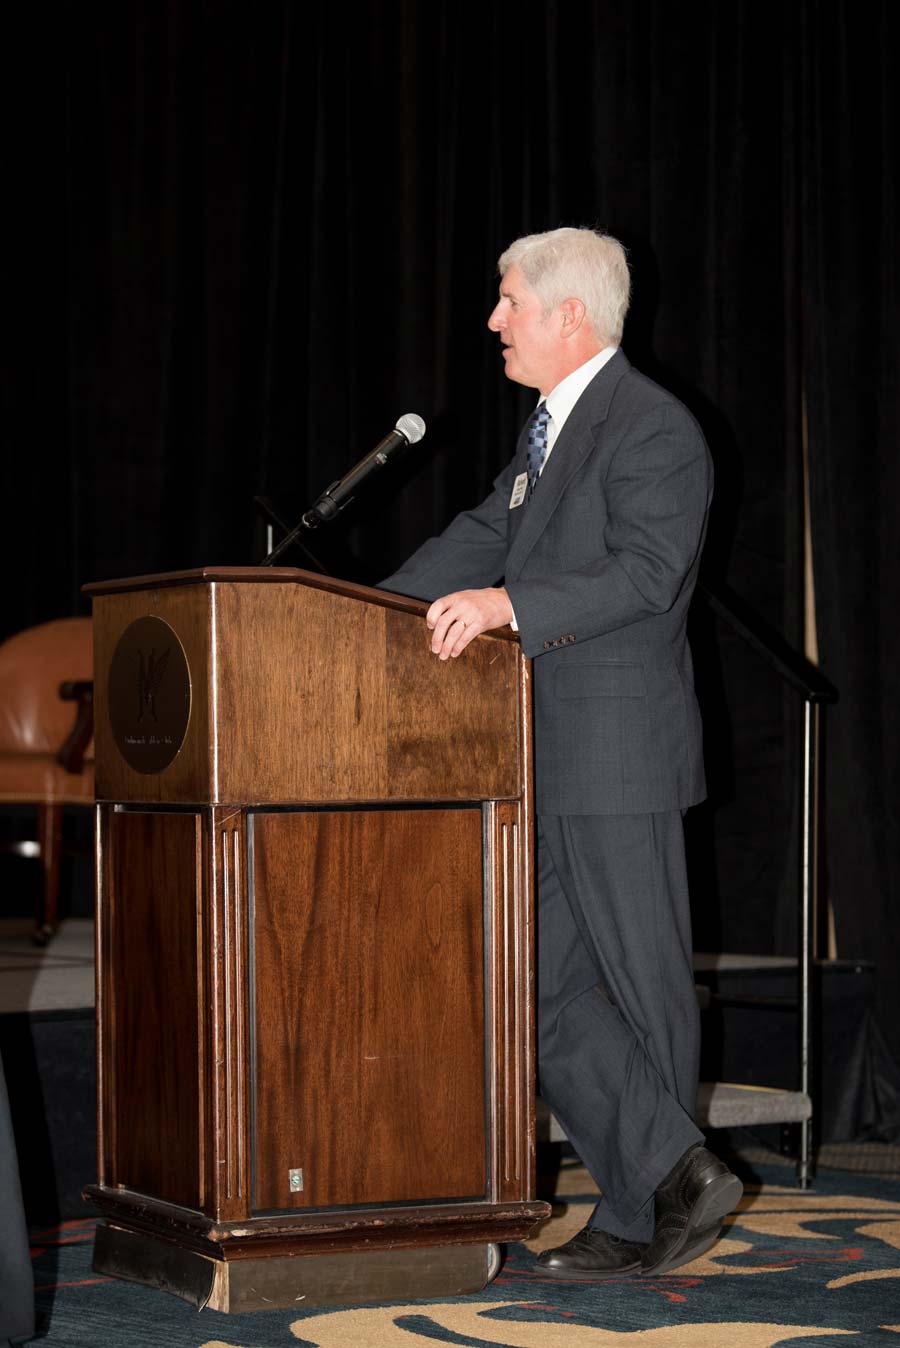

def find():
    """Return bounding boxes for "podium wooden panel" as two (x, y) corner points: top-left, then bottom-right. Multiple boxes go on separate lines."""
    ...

(83, 567), (548, 1311)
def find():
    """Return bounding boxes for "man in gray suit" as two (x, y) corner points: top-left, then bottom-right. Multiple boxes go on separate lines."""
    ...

(381, 227), (742, 1278)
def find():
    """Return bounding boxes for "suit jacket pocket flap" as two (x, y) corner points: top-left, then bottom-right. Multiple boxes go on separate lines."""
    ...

(554, 662), (646, 699)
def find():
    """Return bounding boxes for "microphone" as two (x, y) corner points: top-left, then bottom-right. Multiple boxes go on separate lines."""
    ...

(305, 413), (426, 525)
(260, 413), (427, 565)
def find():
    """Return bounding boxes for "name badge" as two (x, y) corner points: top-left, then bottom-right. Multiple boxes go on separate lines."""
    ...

(509, 472), (528, 509)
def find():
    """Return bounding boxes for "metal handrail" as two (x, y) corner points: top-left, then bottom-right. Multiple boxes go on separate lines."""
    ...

(697, 581), (837, 1188)
(697, 582), (837, 703)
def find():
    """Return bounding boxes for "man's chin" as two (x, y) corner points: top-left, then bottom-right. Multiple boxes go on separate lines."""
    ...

(503, 364), (536, 389)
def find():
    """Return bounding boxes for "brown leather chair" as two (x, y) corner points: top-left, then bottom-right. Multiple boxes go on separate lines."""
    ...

(0, 618), (94, 943)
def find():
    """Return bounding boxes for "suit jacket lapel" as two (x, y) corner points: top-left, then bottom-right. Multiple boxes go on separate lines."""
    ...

(505, 350), (630, 579)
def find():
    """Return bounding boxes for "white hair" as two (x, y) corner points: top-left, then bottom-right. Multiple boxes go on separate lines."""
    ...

(498, 227), (631, 345)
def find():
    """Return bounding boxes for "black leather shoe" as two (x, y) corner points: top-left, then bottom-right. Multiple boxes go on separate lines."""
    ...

(536, 1226), (646, 1280)
(641, 1144), (743, 1276)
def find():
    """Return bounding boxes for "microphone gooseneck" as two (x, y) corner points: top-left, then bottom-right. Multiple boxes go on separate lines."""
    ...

(260, 413), (427, 565)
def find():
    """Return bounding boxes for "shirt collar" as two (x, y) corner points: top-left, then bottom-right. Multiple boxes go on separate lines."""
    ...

(544, 346), (618, 435)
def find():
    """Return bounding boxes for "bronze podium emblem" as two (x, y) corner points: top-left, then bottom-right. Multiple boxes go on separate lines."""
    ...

(108, 615), (192, 773)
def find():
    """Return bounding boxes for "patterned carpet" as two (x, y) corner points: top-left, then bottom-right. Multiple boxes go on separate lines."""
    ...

(26, 1159), (900, 1347)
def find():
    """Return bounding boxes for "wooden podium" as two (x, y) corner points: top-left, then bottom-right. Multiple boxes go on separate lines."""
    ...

(82, 567), (549, 1311)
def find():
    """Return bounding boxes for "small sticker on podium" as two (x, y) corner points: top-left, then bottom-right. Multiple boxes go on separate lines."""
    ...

(289, 1168), (304, 1192)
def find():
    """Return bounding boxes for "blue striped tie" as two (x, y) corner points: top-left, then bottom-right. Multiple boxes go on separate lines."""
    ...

(526, 403), (551, 497)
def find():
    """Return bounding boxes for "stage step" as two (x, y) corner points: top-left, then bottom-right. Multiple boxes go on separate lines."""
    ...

(696, 1081), (812, 1128)
(536, 1080), (812, 1145)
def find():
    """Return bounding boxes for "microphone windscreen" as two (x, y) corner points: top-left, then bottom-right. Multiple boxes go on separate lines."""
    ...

(395, 413), (426, 444)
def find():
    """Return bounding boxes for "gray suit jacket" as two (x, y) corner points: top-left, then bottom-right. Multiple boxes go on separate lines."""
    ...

(382, 350), (713, 815)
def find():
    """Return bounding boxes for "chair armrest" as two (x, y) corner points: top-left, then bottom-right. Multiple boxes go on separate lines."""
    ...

(56, 679), (94, 773)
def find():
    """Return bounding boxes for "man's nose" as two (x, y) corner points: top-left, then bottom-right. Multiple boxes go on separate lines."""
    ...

(487, 303), (504, 331)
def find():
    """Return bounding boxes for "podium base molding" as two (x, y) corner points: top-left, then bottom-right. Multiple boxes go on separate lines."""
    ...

(93, 1221), (504, 1312)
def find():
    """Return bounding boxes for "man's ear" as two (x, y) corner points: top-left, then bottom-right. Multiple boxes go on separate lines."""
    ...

(558, 296), (587, 336)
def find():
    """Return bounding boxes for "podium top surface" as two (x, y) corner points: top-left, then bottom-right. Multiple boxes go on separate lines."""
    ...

(84, 566), (519, 642)
(86, 565), (528, 805)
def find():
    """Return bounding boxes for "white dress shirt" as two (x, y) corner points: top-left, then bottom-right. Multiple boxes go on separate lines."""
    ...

(540, 345), (618, 470)
(508, 346), (618, 629)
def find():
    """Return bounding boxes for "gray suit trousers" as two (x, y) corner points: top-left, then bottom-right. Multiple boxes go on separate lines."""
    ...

(537, 811), (704, 1242)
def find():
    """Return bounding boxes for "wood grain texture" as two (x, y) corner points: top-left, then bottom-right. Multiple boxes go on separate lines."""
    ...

(83, 1184), (550, 1257)
(85, 566), (518, 641)
(204, 806), (251, 1220)
(86, 568), (546, 1270)
(91, 572), (523, 806)
(105, 810), (202, 1208)
(212, 581), (521, 804)
(486, 800), (536, 1203)
(212, 583), (389, 803)
(92, 586), (212, 804)
(383, 606), (520, 801)
(251, 808), (487, 1211)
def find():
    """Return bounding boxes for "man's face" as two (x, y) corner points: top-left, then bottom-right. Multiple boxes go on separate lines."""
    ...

(487, 265), (561, 395)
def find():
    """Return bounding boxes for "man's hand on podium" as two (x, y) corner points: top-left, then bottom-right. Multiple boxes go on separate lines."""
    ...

(426, 588), (514, 660)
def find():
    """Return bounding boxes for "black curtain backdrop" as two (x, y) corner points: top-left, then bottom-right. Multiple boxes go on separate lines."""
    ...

(2, 3), (898, 1067)
(799, 5), (900, 1066)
